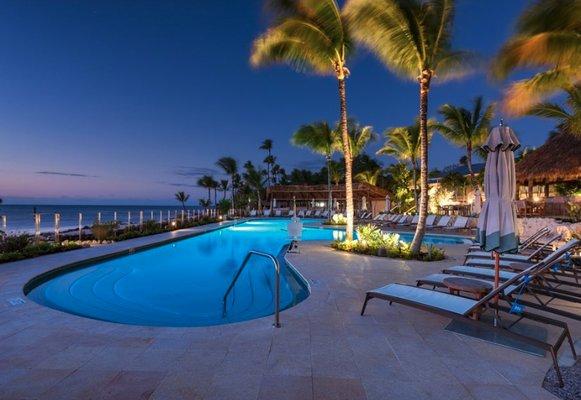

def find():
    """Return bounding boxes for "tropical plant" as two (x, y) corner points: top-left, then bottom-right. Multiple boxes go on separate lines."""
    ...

(377, 118), (436, 211)
(439, 170), (467, 197)
(219, 180), (229, 200)
(243, 161), (266, 210)
(526, 85), (580, 136)
(346, 0), (475, 254)
(197, 175), (215, 203)
(216, 156), (238, 207)
(355, 168), (381, 185)
(251, 0), (356, 240)
(492, 0), (581, 115)
(329, 160), (344, 186)
(292, 121), (339, 211)
(259, 139), (274, 187)
(435, 96), (495, 189)
(342, 119), (376, 158)
(199, 198), (211, 208)
(217, 199), (232, 216)
(174, 191), (190, 210)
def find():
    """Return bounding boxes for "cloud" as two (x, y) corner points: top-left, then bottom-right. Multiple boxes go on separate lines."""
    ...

(175, 166), (220, 177)
(159, 181), (200, 188)
(36, 171), (99, 178)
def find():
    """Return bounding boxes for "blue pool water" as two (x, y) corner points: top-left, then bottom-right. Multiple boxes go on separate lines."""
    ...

(27, 219), (467, 327)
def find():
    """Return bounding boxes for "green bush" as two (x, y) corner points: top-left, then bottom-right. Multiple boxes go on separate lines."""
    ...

(91, 222), (118, 242)
(0, 241), (83, 264)
(217, 199), (232, 216)
(0, 234), (30, 253)
(323, 213), (347, 225)
(332, 224), (445, 261)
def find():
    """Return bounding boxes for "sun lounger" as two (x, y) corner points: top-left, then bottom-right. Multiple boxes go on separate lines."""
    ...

(443, 216), (468, 230)
(395, 215), (413, 226)
(465, 234), (561, 263)
(288, 210), (294, 217)
(314, 210), (321, 217)
(298, 210), (305, 217)
(321, 210), (329, 218)
(249, 210), (257, 217)
(263, 209), (271, 217)
(361, 258), (577, 387)
(468, 226), (550, 253)
(305, 210), (312, 217)
(431, 215), (451, 229)
(372, 213), (384, 221)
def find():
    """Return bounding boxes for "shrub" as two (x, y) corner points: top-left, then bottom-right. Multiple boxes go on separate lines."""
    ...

(0, 234), (30, 253)
(324, 213), (347, 225)
(91, 222), (118, 242)
(0, 241), (83, 264)
(217, 199), (232, 216)
(332, 224), (445, 261)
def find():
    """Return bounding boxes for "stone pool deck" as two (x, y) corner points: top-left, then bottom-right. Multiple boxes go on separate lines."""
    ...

(0, 223), (578, 399)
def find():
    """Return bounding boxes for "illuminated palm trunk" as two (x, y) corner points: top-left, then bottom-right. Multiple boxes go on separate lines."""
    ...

(410, 70), (432, 255)
(338, 78), (354, 241)
(326, 154), (332, 215)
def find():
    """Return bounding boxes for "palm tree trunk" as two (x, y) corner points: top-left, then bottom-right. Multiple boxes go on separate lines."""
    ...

(466, 143), (477, 190)
(410, 71), (432, 255)
(207, 188), (211, 203)
(411, 159), (418, 211)
(338, 78), (354, 241)
(326, 154), (332, 215)
(230, 174), (236, 211)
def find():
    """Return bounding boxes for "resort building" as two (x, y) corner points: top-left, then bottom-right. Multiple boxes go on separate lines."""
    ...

(266, 182), (389, 216)
(515, 132), (581, 218)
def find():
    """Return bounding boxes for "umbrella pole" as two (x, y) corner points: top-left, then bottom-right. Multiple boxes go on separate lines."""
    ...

(493, 251), (501, 327)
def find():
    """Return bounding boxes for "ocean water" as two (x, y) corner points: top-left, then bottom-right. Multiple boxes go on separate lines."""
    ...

(0, 204), (203, 234)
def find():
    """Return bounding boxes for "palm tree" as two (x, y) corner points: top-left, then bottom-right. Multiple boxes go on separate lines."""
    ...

(259, 139), (274, 187)
(216, 156), (238, 207)
(220, 180), (229, 200)
(174, 191), (190, 211)
(292, 121), (339, 212)
(251, 0), (356, 240)
(377, 118), (436, 211)
(329, 160), (344, 186)
(343, 119), (376, 158)
(492, 0), (581, 115)
(243, 161), (266, 211)
(526, 85), (580, 136)
(209, 177), (219, 206)
(355, 169), (381, 185)
(346, 0), (474, 254)
(435, 96), (495, 190)
(197, 175), (215, 203)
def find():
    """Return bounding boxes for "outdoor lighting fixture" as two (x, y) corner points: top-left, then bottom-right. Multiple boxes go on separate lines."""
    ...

(171, 221), (177, 227)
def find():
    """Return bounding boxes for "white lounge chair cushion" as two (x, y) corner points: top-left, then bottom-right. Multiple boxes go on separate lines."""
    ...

(370, 284), (477, 315)
(425, 215), (436, 226)
(436, 215), (451, 227)
(445, 266), (517, 280)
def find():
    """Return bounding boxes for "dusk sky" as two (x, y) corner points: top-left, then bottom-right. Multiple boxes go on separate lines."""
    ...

(0, 0), (555, 205)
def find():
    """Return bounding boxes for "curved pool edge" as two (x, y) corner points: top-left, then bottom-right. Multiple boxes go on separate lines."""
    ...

(23, 218), (248, 296)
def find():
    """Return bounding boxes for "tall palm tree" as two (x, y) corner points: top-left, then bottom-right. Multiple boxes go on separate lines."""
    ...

(346, 0), (474, 254)
(251, 0), (356, 240)
(492, 0), (581, 115)
(329, 160), (343, 187)
(259, 139), (274, 187)
(435, 96), (495, 190)
(377, 118), (436, 212)
(209, 177), (219, 206)
(292, 121), (339, 212)
(243, 161), (266, 211)
(197, 175), (215, 203)
(526, 85), (580, 136)
(220, 180), (229, 200)
(216, 156), (238, 207)
(174, 191), (190, 211)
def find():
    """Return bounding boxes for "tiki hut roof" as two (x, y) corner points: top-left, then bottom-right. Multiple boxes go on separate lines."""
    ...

(516, 132), (581, 185)
(266, 182), (388, 201)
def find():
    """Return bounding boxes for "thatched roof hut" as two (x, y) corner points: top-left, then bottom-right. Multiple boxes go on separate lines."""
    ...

(516, 132), (581, 185)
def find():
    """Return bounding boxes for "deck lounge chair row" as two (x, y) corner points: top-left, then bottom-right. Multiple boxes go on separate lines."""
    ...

(361, 238), (580, 387)
(371, 213), (474, 231)
(248, 209), (330, 218)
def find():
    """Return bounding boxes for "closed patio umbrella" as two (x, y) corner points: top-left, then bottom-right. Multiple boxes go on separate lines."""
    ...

(361, 196), (367, 211)
(472, 187), (482, 215)
(476, 124), (520, 325)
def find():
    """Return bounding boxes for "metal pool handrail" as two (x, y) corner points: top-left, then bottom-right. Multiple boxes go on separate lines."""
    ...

(222, 250), (281, 328)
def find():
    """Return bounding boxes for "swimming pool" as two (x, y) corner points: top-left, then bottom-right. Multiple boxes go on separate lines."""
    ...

(26, 219), (468, 327)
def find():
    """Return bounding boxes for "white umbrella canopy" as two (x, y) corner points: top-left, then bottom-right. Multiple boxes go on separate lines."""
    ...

(476, 125), (520, 325)
(472, 187), (482, 215)
(361, 196), (367, 211)
(476, 125), (520, 252)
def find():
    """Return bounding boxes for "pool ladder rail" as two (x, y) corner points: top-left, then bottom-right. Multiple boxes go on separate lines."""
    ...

(222, 249), (282, 328)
